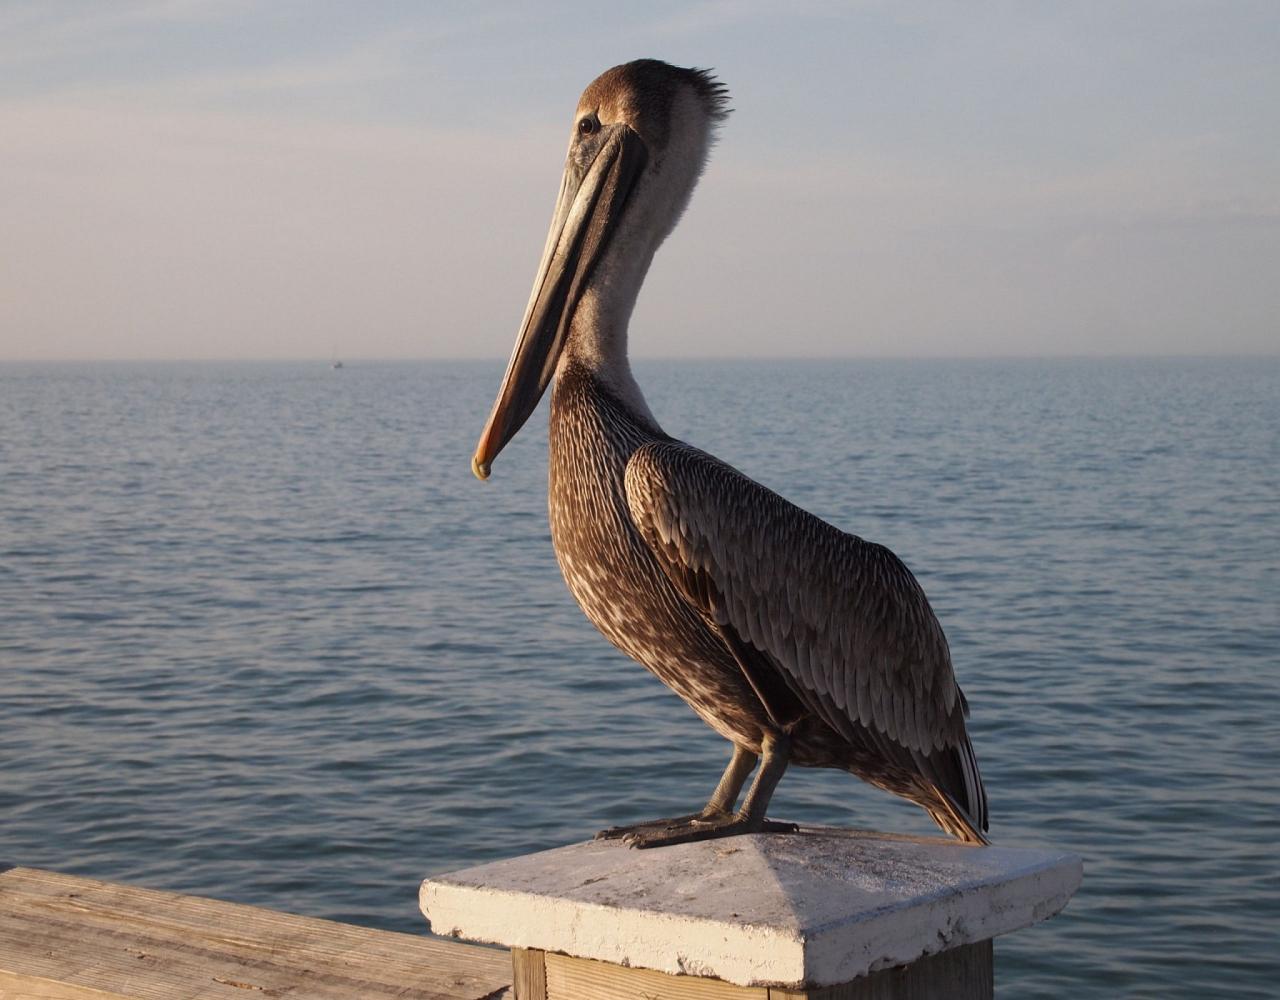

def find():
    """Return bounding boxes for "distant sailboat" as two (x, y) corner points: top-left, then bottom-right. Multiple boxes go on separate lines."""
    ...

(331, 360), (344, 369)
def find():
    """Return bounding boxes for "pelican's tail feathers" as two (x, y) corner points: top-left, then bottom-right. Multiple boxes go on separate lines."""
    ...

(924, 793), (991, 845)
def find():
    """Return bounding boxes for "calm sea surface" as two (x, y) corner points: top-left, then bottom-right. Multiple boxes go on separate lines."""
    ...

(1, 359), (1276, 997)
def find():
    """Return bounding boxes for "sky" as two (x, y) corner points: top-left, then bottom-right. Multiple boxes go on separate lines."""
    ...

(1, 1), (1277, 361)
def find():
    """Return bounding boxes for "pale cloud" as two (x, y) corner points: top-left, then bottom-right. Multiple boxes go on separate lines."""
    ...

(638, 0), (848, 38)
(0, 0), (252, 67)
(0, 3), (1276, 359)
(0, 96), (558, 360)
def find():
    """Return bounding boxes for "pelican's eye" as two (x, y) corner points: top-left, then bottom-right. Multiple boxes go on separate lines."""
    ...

(577, 115), (598, 137)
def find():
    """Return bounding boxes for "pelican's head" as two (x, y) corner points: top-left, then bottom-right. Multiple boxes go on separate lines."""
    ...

(472, 60), (730, 480)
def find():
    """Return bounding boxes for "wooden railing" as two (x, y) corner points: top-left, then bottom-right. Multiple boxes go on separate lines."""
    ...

(0, 866), (509, 999)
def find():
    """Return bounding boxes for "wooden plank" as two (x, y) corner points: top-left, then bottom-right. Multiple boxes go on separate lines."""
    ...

(544, 952), (768, 1000)
(510, 948), (546, 1000)
(0, 968), (133, 999)
(767, 941), (993, 1000)
(0, 867), (510, 1000)
(535, 945), (991, 1000)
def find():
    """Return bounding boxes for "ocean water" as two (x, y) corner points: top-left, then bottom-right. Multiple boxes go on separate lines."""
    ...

(1, 358), (1276, 998)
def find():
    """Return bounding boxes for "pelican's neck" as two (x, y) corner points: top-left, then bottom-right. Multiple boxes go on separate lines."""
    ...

(558, 233), (660, 428)
(557, 84), (716, 430)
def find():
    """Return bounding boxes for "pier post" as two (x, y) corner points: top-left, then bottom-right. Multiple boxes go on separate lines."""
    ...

(421, 827), (1081, 1000)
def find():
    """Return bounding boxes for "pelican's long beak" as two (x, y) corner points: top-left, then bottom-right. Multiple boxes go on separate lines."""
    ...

(472, 126), (648, 479)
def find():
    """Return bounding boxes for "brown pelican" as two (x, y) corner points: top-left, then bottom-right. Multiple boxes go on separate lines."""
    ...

(472, 60), (989, 847)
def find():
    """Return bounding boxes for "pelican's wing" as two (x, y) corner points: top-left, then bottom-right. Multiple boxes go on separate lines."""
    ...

(625, 440), (988, 839)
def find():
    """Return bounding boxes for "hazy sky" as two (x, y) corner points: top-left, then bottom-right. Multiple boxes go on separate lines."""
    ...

(2, 1), (1277, 360)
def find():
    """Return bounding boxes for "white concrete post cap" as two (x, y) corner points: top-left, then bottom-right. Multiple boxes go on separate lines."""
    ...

(421, 827), (1082, 989)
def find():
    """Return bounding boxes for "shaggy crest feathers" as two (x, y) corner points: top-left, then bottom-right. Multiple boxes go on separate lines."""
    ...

(684, 65), (732, 122)
(580, 60), (731, 151)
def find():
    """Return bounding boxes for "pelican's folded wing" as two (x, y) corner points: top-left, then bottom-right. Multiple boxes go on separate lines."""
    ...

(624, 439), (987, 834)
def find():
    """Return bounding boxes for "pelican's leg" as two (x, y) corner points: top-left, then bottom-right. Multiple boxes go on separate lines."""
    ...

(595, 744), (758, 841)
(621, 732), (799, 849)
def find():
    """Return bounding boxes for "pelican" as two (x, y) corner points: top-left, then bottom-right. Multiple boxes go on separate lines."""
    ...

(472, 60), (989, 847)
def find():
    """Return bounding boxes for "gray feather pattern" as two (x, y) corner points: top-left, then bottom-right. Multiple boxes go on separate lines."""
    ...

(624, 440), (981, 784)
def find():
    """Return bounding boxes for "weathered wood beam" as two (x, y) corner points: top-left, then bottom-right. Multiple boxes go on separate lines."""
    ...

(508, 944), (992, 1000)
(0, 866), (510, 1000)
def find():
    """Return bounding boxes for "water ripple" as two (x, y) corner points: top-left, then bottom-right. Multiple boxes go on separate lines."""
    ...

(1, 358), (1277, 997)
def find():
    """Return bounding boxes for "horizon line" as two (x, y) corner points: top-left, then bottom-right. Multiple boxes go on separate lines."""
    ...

(3, 351), (1278, 365)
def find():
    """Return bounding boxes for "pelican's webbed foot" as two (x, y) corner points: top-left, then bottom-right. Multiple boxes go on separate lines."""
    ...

(596, 734), (796, 849)
(596, 744), (760, 845)
(622, 813), (798, 849)
(595, 808), (732, 843)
